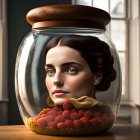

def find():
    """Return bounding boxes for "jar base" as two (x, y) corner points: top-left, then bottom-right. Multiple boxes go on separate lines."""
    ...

(25, 116), (114, 136)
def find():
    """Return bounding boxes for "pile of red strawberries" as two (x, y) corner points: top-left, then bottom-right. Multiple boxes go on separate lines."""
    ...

(34, 100), (113, 129)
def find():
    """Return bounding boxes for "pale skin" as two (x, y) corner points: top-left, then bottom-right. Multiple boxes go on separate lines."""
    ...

(45, 45), (102, 106)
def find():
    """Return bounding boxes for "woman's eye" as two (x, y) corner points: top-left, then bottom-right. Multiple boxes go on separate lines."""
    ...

(67, 67), (78, 75)
(46, 69), (55, 76)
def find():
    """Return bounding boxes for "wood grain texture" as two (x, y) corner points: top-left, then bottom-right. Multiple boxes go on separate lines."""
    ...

(0, 124), (140, 140)
(26, 5), (111, 29)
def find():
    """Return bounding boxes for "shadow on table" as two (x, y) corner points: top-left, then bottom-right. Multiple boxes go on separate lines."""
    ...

(52, 131), (116, 140)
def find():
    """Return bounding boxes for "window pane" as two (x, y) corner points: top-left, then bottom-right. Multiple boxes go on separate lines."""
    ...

(110, 0), (125, 17)
(118, 53), (126, 95)
(72, 0), (93, 6)
(93, 0), (109, 12)
(110, 20), (126, 51)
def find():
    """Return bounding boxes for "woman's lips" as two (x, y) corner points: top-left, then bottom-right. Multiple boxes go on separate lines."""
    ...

(53, 90), (69, 97)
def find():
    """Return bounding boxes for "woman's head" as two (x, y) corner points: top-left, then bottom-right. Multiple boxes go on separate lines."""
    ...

(45, 35), (116, 105)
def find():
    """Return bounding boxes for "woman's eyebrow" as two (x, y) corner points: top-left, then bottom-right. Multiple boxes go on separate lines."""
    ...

(45, 62), (82, 68)
(45, 64), (54, 68)
(61, 62), (82, 67)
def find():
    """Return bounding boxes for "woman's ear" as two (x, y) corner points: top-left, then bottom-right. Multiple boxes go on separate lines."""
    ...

(93, 71), (103, 86)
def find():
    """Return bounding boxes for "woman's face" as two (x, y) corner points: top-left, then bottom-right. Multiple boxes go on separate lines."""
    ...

(45, 45), (96, 105)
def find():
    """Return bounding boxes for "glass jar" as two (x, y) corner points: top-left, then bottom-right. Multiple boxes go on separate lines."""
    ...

(15, 5), (122, 136)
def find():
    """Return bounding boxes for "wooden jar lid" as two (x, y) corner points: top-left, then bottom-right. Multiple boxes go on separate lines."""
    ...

(26, 5), (111, 30)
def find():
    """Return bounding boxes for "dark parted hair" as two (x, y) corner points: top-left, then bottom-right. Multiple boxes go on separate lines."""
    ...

(45, 35), (116, 91)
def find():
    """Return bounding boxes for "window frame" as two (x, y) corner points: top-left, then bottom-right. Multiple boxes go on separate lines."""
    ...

(0, 0), (8, 125)
(128, 0), (140, 105)
(72, 0), (130, 100)
(109, 0), (129, 100)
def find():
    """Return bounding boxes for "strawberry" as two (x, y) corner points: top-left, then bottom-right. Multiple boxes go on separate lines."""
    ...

(80, 117), (90, 127)
(34, 115), (41, 121)
(78, 109), (86, 118)
(41, 114), (47, 118)
(48, 122), (57, 128)
(45, 115), (55, 123)
(70, 113), (80, 120)
(55, 115), (65, 123)
(90, 118), (102, 126)
(93, 112), (102, 117)
(73, 120), (84, 128)
(52, 107), (62, 112)
(63, 100), (74, 110)
(57, 122), (65, 129)
(39, 108), (51, 116)
(62, 110), (71, 119)
(65, 119), (73, 128)
(84, 110), (93, 119)
(47, 110), (57, 117)
(58, 111), (63, 115)
(71, 109), (77, 113)
(37, 118), (48, 127)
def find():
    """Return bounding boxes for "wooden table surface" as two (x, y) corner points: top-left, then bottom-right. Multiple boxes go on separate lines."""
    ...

(0, 124), (140, 140)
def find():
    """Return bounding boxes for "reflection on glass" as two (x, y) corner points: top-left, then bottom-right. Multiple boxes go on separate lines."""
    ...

(111, 0), (124, 17)
(118, 53), (125, 95)
(111, 20), (125, 51)
(72, 0), (92, 6)
(93, 0), (109, 12)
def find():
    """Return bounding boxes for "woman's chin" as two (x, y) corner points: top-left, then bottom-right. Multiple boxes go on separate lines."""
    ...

(53, 98), (68, 106)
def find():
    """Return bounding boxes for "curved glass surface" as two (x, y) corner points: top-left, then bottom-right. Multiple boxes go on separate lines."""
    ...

(15, 27), (122, 135)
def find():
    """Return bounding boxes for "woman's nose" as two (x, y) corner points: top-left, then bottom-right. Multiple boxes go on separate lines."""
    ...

(53, 72), (64, 87)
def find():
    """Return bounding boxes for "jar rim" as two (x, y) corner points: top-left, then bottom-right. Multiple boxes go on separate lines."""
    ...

(32, 27), (105, 34)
